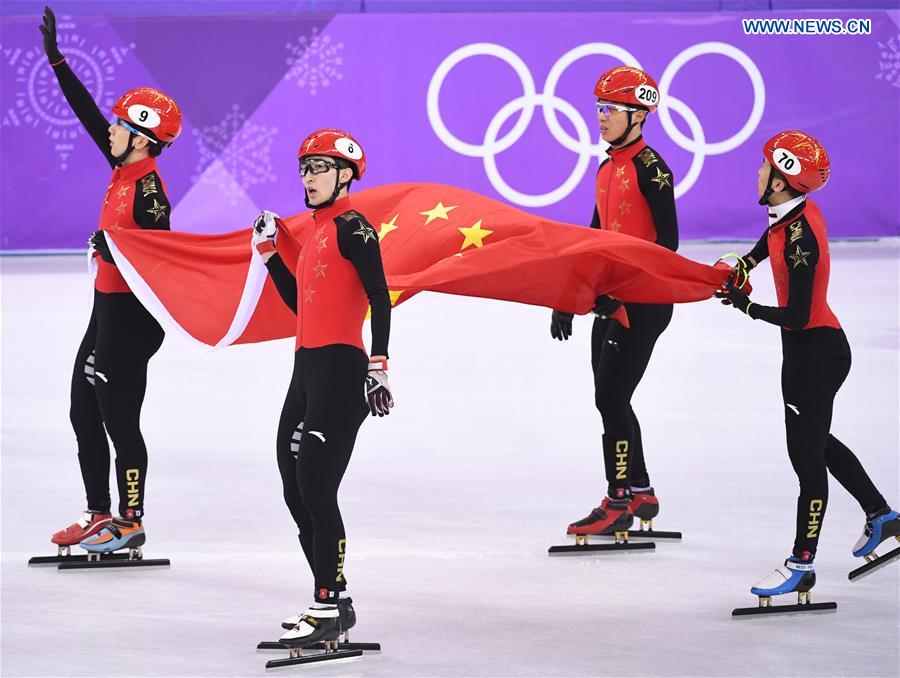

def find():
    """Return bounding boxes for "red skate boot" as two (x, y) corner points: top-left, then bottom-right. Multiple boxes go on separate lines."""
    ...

(566, 498), (634, 536)
(629, 488), (660, 529)
(50, 510), (112, 556)
(627, 488), (682, 540)
(549, 497), (653, 555)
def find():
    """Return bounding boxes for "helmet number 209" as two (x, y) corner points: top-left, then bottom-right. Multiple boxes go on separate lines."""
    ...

(635, 85), (658, 106)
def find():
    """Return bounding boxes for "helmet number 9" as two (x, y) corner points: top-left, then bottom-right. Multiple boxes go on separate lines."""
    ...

(774, 149), (801, 176)
(334, 136), (363, 160)
(127, 104), (161, 129)
(635, 85), (658, 106)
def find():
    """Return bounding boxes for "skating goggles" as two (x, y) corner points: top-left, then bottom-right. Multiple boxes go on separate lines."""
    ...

(116, 119), (159, 144)
(299, 158), (340, 176)
(595, 101), (639, 116)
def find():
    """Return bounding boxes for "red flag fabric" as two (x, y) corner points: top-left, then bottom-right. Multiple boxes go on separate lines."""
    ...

(106, 182), (730, 349)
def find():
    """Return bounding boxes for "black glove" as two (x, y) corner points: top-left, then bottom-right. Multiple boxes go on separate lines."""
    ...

(592, 295), (622, 319)
(550, 310), (573, 341)
(89, 230), (114, 264)
(715, 282), (753, 316)
(39, 6), (64, 64)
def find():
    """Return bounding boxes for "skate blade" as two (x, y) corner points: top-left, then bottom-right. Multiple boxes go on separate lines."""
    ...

(849, 545), (900, 582)
(58, 557), (170, 570)
(549, 542), (655, 556)
(258, 640), (381, 652)
(731, 601), (837, 618)
(568, 529), (682, 541)
(265, 648), (362, 669)
(28, 553), (132, 566)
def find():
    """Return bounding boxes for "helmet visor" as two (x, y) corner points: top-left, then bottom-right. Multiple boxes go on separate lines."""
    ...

(595, 101), (639, 117)
(299, 157), (340, 176)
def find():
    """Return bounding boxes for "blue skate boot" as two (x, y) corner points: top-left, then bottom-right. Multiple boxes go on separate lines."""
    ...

(80, 518), (146, 562)
(732, 555), (836, 616)
(849, 507), (900, 581)
(751, 556), (816, 604)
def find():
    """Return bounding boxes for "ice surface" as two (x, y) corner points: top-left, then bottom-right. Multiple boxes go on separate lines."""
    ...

(2, 242), (898, 677)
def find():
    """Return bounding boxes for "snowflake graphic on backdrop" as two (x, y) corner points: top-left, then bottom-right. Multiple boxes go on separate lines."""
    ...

(192, 104), (278, 205)
(284, 28), (344, 95)
(876, 34), (900, 88)
(1, 16), (133, 169)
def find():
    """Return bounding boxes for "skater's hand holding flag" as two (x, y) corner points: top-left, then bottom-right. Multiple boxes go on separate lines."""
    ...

(104, 183), (732, 349)
(252, 210), (279, 257)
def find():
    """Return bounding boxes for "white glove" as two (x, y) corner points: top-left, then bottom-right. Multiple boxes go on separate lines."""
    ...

(252, 210), (279, 255)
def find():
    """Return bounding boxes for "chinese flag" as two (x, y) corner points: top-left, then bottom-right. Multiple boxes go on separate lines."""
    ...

(106, 183), (730, 349)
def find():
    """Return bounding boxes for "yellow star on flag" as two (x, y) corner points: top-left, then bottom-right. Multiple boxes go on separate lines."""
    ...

(116, 185), (130, 199)
(618, 201), (632, 216)
(313, 261), (328, 279)
(379, 214), (400, 240)
(619, 178), (631, 192)
(458, 219), (493, 250)
(610, 219), (622, 232)
(420, 202), (457, 226)
(305, 287), (316, 302)
(114, 202), (127, 215)
(615, 166), (626, 178)
(650, 167), (672, 190)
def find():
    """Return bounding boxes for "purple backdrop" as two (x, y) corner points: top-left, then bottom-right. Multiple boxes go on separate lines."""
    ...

(1, 10), (898, 250)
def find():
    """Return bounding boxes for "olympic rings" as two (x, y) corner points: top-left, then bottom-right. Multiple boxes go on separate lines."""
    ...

(426, 41), (765, 207)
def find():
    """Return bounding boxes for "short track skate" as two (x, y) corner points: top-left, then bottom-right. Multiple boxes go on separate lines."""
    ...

(848, 539), (900, 582)
(589, 518), (682, 542)
(732, 590), (837, 617)
(549, 530), (656, 555)
(29, 543), (169, 569)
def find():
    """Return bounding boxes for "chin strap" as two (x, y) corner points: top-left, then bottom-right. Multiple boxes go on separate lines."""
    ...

(304, 169), (352, 209)
(111, 132), (137, 167)
(758, 164), (779, 206)
(607, 111), (642, 148)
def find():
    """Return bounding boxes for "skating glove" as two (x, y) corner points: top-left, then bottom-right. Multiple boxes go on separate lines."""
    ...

(39, 6), (64, 65)
(252, 210), (278, 257)
(732, 255), (753, 286)
(365, 360), (394, 417)
(89, 230), (114, 264)
(715, 282), (755, 317)
(715, 253), (754, 294)
(592, 295), (622, 319)
(550, 310), (573, 341)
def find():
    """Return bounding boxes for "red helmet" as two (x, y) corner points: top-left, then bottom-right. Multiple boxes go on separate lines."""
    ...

(594, 66), (659, 112)
(298, 128), (366, 180)
(112, 87), (182, 144)
(763, 131), (830, 193)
